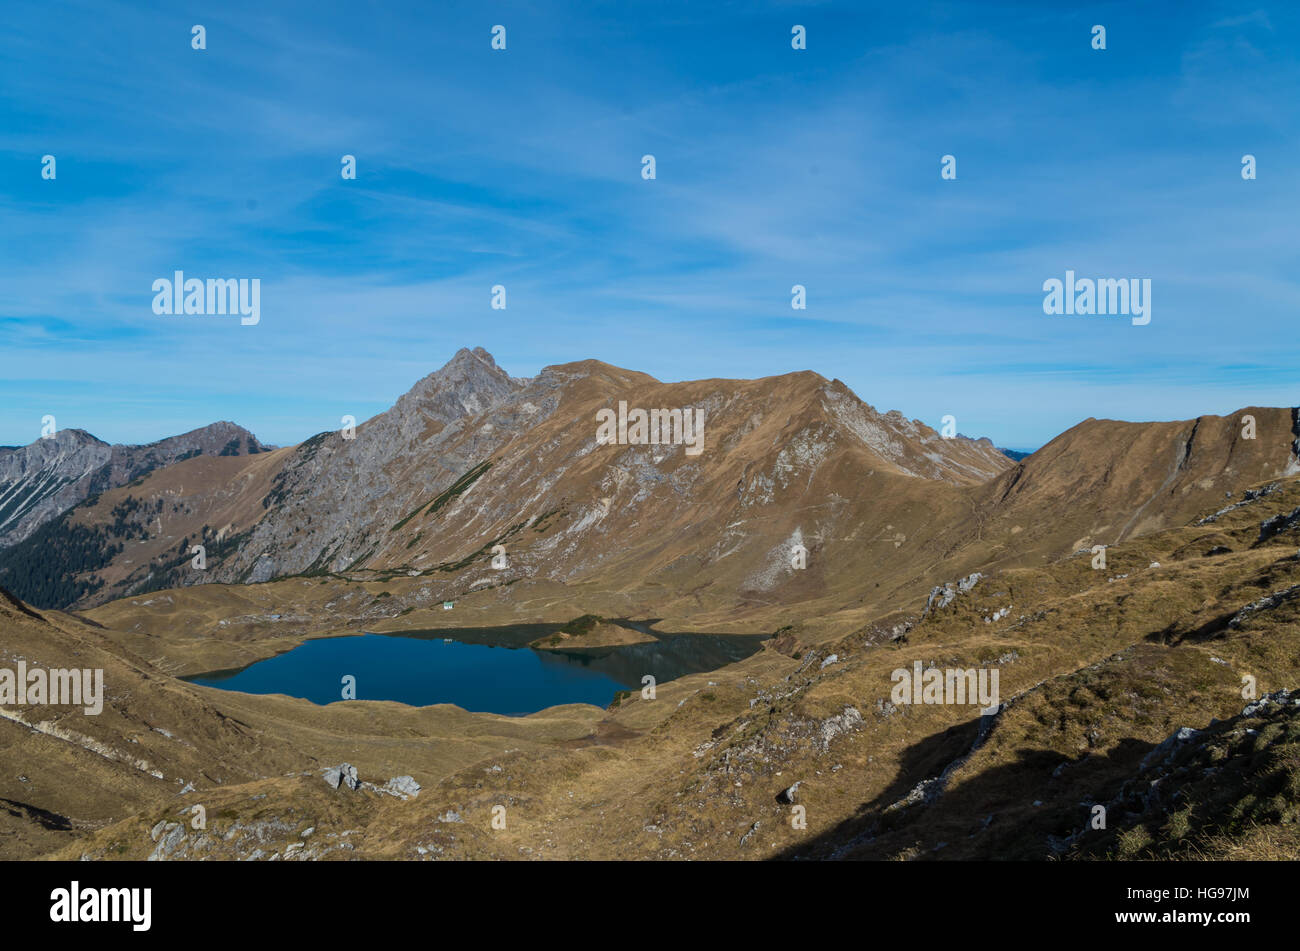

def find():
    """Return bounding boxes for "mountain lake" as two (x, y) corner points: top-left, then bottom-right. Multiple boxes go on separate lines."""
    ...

(186, 624), (767, 715)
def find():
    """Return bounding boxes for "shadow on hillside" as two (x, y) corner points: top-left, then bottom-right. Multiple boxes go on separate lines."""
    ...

(765, 718), (1159, 861)
(0, 798), (72, 831)
(1149, 609), (1237, 646)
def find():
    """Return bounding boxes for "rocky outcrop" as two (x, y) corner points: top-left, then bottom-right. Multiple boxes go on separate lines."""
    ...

(924, 573), (982, 616)
(1138, 725), (1200, 770)
(1062, 689), (1300, 859)
(1227, 584), (1300, 629)
(1196, 481), (1281, 525)
(818, 706), (864, 752)
(1257, 505), (1300, 544)
(381, 776), (421, 800)
(323, 763), (360, 791)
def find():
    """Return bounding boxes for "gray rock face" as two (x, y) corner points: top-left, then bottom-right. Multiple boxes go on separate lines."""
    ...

(1139, 726), (1201, 770)
(0, 421), (269, 549)
(818, 706), (863, 751)
(147, 822), (185, 861)
(1197, 481), (1281, 525)
(323, 763), (360, 790)
(381, 775), (421, 800)
(205, 347), (537, 584)
(1258, 505), (1300, 543)
(1228, 585), (1300, 630)
(1242, 688), (1297, 718)
(924, 572), (982, 616)
(819, 387), (1012, 483)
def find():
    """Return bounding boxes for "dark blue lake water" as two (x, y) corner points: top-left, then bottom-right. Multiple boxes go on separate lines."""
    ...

(187, 626), (765, 715)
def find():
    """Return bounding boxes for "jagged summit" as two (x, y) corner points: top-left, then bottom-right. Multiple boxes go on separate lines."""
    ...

(435, 346), (504, 375)
(439, 347), (532, 386)
(453, 345), (498, 368)
(387, 347), (528, 432)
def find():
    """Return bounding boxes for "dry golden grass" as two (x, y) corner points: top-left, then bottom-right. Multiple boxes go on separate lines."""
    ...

(11, 470), (1300, 861)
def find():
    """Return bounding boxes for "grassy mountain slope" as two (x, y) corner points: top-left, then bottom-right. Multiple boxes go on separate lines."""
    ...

(9, 469), (1300, 861)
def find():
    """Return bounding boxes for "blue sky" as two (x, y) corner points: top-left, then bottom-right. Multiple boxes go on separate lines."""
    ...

(2, 1), (1297, 450)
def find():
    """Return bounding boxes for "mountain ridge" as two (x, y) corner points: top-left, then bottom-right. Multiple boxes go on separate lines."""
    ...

(0, 348), (1016, 610)
(2, 349), (1296, 632)
(0, 420), (272, 550)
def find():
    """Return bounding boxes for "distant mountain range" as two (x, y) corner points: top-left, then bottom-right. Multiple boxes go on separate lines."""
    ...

(1, 348), (1296, 630)
(4, 347), (1300, 864)
(0, 421), (270, 548)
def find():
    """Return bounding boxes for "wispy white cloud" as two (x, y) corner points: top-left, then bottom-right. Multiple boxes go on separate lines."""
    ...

(2, 0), (1299, 449)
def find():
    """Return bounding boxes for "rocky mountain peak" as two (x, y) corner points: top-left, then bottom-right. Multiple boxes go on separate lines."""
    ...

(456, 346), (497, 369)
(11, 428), (108, 452)
(145, 421), (270, 454)
(390, 347), (527, 423)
